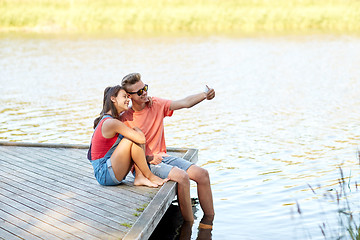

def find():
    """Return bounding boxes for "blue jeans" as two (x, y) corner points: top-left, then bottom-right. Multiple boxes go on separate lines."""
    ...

(90, 134), (124, 186)
(149, 155), (194, 179)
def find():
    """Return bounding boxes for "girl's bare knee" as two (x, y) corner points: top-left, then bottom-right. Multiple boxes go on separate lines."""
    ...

(117, 138), (133, 148)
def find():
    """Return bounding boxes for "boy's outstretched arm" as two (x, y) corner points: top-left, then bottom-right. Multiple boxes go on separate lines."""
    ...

(170, 86), (215, 111)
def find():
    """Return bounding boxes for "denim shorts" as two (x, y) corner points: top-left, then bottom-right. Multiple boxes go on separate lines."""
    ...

(149, 155), (194, 179)
(91, 157), (122, 186)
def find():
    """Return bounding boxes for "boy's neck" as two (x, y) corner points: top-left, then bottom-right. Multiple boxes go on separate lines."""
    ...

(131, 101), (146, 112)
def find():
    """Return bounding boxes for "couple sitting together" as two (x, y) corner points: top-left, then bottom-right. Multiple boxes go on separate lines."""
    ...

(88, 73), (215, 224)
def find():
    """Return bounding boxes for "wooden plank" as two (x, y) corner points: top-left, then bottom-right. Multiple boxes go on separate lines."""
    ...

(0, 188), (101, 240)
(0, 141), (88, 149)
(0, 173), (128, 234)
(0, 180), (119, 239)
(0, 147), (151, 211)
(1, 146), (158, 199)
(0, 142), (198, 240)
(0, 149), (141, 232)
(0, 194), (84, 240)
(0, 225), (23, 240)
(0, 215), (43, 240)
(0, 173), (129, 235)
(0, 188), (123, 239)
(22, 148), (151, 202)
(0, 207), (64, 240)
(0, 153), (139, 223)
(28, 147), (157, 199)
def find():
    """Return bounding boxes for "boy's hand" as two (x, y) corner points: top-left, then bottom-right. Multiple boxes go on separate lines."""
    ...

(146, 96), (153, 107)
(133, 127), (143, 133)
(148, 154), (163, 165)
(205, 85), (215, 100)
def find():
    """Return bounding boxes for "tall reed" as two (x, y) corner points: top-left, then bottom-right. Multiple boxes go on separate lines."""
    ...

(296, 152), (360, 239)
(1, 0), (360, 35)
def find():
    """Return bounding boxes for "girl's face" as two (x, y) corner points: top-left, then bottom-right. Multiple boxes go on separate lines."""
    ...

(113, 89), (130, 112)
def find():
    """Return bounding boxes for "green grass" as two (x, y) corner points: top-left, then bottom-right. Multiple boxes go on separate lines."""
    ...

(1, 0), (360, 36)
(136, 207), (145, 212)
(120, 222), (132, 228)
(133, 203), (147, 217)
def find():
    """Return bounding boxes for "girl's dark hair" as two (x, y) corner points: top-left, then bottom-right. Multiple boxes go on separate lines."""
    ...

(93, 85), (123, 129)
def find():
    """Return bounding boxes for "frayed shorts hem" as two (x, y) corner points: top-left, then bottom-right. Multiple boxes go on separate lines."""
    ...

(149, 155), (194, 179)
(91, 157), (122, 186)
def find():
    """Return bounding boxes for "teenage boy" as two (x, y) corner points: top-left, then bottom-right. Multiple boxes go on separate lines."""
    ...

(120, 73), (215, 226)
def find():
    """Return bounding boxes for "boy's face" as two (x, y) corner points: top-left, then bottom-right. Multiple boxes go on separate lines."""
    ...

(126, 80), (148, 104)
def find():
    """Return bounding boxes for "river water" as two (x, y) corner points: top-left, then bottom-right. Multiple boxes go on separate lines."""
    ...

(1, 35), (360, 239)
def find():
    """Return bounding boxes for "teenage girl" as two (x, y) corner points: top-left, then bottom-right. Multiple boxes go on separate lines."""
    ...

(88, 85), (167, 187)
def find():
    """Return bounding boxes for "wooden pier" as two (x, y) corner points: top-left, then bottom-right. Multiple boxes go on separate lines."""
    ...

(0, 141), (198, 240)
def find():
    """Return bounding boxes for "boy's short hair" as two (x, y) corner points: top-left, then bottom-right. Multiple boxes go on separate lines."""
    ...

(121, 73), (141, 91)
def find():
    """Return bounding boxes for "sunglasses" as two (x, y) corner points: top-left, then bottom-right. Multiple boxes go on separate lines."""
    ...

(127, 84), (148, 96)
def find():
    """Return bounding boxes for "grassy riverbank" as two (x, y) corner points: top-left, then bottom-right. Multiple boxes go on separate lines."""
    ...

(1, 0), (360, 36)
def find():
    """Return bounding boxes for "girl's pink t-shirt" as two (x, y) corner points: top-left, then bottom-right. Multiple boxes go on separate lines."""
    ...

(120, 97), (173, 156)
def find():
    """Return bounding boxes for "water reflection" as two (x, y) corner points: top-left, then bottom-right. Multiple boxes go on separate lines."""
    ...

(150, 204), (213, 240)
(179, 221), (213, 240)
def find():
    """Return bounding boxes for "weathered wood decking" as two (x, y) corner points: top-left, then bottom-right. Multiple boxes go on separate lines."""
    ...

(0, 141), (198, 240)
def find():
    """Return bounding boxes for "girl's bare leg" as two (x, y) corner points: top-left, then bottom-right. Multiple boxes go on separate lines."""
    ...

(129, 140), (167, 186)
(133, 165), (158, 187)
(110, 138), (166, 186)
(132, 143), (158, 187)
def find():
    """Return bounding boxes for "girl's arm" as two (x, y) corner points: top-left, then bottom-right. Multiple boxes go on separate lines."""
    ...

(102, 118), (146, 144)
